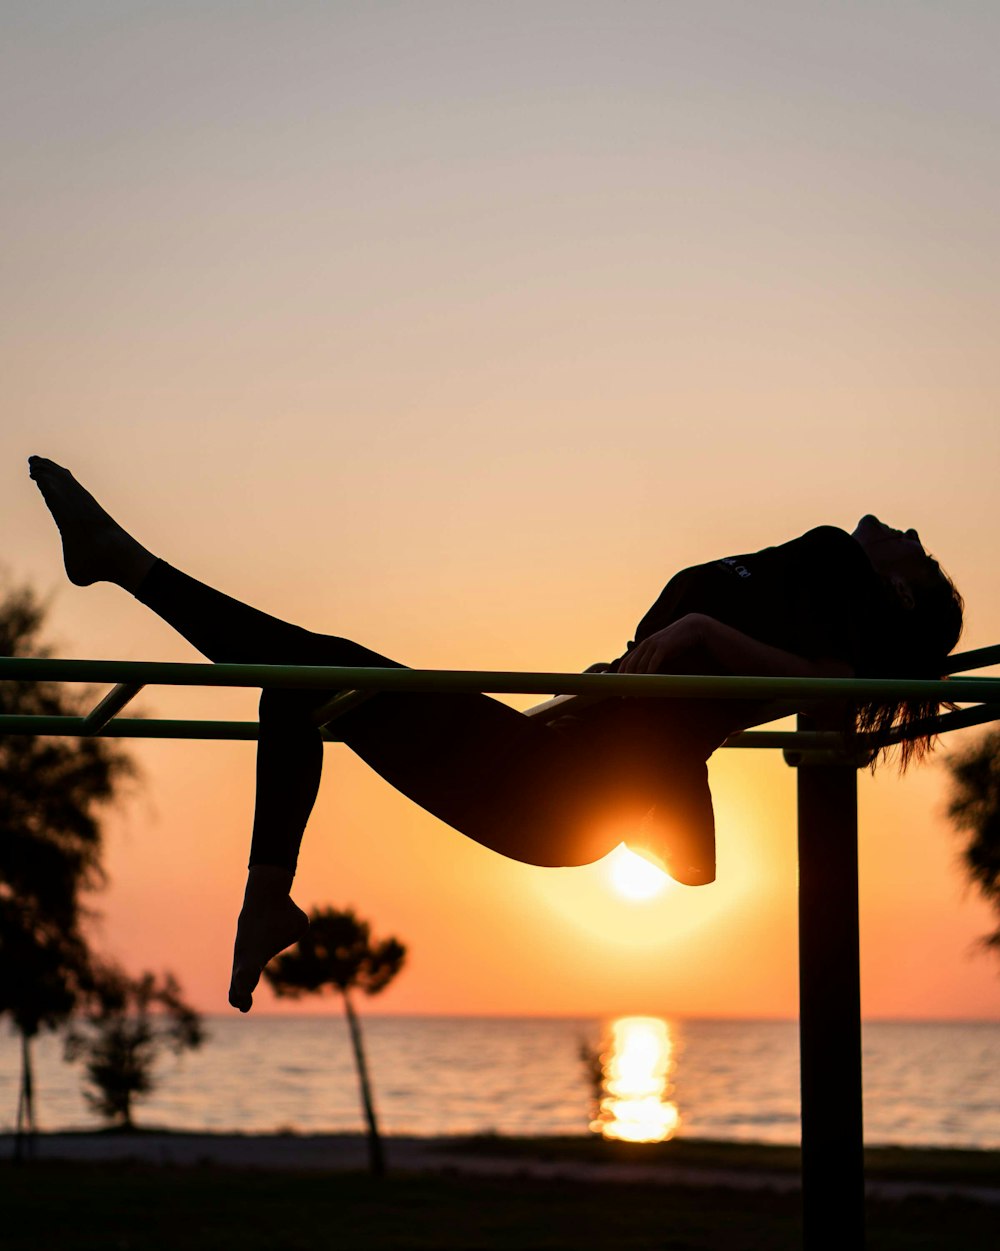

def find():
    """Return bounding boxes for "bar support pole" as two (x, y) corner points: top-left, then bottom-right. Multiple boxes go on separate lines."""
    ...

(796, 715), (865, 1250)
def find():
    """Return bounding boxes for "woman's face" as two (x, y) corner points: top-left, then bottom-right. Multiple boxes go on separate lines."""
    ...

(852, 514), (932, 584)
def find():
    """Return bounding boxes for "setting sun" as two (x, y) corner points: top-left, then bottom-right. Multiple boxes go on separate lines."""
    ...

(606, 845), (671, 902)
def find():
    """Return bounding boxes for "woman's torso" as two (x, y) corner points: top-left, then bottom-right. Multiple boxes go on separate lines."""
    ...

(571, 526), (892, 756)
(621, 525), (888, 672)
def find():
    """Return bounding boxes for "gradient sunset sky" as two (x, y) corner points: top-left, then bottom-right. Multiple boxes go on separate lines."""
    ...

(5, 1), (999, 1019)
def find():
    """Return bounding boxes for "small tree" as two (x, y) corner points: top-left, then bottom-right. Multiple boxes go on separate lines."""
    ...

(579, 1037), (606, 1131)
(64, 967), (205, 1129)
(263, 907), (406, 1176)
(945, 728), (1000, 958)
(0, 897), (92, 1155)
(0, 578), (136, 1151)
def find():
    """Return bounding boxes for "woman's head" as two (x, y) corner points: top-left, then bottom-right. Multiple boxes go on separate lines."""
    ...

(894, 555), (964, 665)
(851, 514), (964, 769)
(852, 514), (964, 665)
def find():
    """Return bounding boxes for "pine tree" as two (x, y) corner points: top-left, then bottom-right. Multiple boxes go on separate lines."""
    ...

(263, 907), (406, 1176)
(946, 727), (1000, 957)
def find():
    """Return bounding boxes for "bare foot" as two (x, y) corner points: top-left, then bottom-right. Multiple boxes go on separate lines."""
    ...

(28, 456), (155, 591)
(229, 869), (309, 1013)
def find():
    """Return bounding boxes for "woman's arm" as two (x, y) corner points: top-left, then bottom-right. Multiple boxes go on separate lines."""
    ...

(616, 613), (855, 679)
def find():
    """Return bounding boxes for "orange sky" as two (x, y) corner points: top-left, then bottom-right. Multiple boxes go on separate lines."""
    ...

(4, 1), (999, 1020)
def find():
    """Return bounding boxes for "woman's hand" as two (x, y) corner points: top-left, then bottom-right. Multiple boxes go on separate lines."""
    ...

(616, 614), (710, 674)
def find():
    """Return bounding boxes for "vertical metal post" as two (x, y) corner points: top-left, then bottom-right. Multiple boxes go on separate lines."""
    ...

(795, 715), (866, 1249)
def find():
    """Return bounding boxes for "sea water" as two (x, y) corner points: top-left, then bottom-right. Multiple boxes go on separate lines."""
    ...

(1, 1016), (997, 1149)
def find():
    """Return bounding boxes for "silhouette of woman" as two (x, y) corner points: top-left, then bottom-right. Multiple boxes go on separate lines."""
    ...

(29, 457), (963, 1011)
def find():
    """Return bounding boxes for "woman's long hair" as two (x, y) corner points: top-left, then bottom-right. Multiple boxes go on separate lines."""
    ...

(854, 559), (965, 771)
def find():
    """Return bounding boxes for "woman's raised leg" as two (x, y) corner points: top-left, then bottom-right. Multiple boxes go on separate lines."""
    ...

(28, 458), (316, 1007)
(28, 457), (613, 1012)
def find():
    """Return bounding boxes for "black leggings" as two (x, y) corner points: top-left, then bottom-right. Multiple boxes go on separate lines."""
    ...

(135, 560), (727, 882)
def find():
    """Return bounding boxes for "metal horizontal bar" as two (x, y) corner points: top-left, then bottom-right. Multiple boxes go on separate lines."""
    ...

(943, 643), (1000, 673)
(4, 709), (998, 748)
(734, 703), (1000, 753)
(0, 713), (844, 748)
(1, 657), (999, 702)
(81, 681), (145, 735)
(883, 702), (1000, 745)
(0, 715), (260, 740)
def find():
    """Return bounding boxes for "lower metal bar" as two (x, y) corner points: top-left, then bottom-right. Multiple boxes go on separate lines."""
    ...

(0, 716), (259, 740)
(0, 714), (862, 748)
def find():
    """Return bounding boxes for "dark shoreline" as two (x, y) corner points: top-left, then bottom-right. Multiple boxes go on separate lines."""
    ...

(4, 1128), (997, 1188)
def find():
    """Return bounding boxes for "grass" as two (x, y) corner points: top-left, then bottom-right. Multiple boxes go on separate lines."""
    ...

(2, 1145), (997, 1251)
(441, 1133), (1000, 1185)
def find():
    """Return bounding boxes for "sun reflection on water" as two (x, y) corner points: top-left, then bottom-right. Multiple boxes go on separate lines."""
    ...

(591, 1016), (679, 1143)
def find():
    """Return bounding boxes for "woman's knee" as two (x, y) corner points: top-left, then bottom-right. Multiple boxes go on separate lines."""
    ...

(258, 686), (325, 726)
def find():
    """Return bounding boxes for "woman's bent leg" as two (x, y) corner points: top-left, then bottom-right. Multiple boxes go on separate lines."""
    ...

(133, 560), (603, 870)
(132, 562), (623, 1010)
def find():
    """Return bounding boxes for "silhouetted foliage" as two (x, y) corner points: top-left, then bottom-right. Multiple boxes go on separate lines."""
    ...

(64, 966), (205, 1129)
(578, 1037), (605, 1130)
(946, 727), (1000, 958)
(0, 896), (94, 1152)
(263, 907), (406, 1176)
(0, 578), (137, 1152)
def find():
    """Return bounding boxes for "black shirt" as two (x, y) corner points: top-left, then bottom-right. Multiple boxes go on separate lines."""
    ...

(619, 526), (891, 676)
